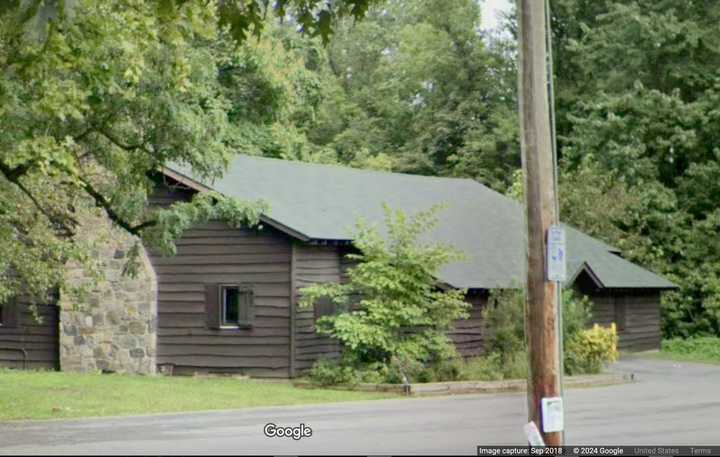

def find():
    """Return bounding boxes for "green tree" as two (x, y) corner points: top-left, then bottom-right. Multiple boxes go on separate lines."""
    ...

(548, 0), (720, 336)
(299, 205), (470, 370)
(0, 0), (376, 304)
(296, 0), (520, 190)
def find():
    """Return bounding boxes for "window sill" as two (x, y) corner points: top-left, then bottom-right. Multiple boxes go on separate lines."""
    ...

(219, 324), (253, 330)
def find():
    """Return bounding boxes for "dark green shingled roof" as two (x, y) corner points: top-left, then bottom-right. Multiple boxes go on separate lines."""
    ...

(169, 155), (676, 291)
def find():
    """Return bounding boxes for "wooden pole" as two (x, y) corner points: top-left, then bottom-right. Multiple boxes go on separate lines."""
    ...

(517, 0), (563, 446)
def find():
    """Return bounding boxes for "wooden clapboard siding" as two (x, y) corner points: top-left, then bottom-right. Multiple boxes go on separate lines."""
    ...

(149, 222), (292, 377)
(450, 292), (488, 358)
(149, 182), (293, 377)
(292, 244), (343, 372)
(0, 300), (59, 370)
(292, 244), (490, 370)
(584, 289), (662, 351)
(617, 291), (662, 351)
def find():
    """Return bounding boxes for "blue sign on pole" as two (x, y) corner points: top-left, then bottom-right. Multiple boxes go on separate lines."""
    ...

(547, 225), (566, 282)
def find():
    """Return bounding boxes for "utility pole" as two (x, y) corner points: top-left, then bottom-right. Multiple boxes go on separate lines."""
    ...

(517, 0), (564, 446)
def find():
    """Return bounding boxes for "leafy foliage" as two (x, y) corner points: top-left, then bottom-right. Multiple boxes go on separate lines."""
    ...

(286, 0), (520, 190)
(483, 288), (526, 357)
(143, 192), (268, 257)
(300, 204), (470, 377)
(455, 350), (529, 382)
(214, 0), (383, 44)
(0, 0), (373, 304)
(483, 288), (592, 358)
(549, 0), (720, 337)
(565, 324), (619, 375)
(308, 358), (389, 386)
(483, 288), (613, 376)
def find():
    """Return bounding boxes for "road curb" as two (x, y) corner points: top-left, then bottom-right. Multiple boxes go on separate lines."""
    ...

(292, 372), (635, 396)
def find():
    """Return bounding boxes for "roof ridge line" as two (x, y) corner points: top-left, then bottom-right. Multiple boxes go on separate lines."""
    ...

(231, 154), (483, 184)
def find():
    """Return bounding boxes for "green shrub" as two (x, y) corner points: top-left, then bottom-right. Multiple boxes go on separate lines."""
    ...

(483, 288), (594, 366)
(563, 291), (594, 339)
(458, 353), (505, 381)
(482, 287), (623, 376)
(454, 351), (529, 381)
(308, 359), (360, 386)
(299, 205), (470, 380)
(483, 289), (526, 357)
(308, 359), (396, 385)
(565, 324), (619, 375)
(408, 358), (465, 383)
(501, 350), (530, 379)
(661, 337), (720, 362)
(432, 358), (464, 382)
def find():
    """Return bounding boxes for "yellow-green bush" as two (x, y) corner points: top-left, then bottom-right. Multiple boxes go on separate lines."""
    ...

(565, 323), (619, 375)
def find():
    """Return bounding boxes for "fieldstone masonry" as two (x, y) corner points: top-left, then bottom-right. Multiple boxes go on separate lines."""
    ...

(59, 209), (157, 374)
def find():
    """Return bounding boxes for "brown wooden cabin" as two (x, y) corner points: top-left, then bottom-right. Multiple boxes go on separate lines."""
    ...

(142, 156), (675, 377)
(0, 155), (675, 376)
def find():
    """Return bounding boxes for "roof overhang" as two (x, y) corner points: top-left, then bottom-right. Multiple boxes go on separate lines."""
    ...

(158, 166), (314, 242)
(159, 166), (215, 193)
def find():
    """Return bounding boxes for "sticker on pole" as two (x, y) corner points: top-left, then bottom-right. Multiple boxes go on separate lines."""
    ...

(541, 397), (564, 433)
(523, 421), (545, 446)
(547, 225), (566, 282)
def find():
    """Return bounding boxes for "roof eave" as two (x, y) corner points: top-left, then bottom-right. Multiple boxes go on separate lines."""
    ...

(160, 166), (314, 242)
(160, 166), (214, 193)
(261, 216), (312, 242)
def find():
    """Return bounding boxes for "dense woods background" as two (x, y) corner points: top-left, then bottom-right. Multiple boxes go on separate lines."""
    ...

(245, 0), (720, 339)
(1, 0), (718, 339)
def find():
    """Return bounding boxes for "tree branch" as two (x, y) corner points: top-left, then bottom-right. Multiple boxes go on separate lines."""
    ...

(0, 160), (77, 236)
(76, 177), (156, 236)
(99, 128), (144, 151)
(0, 159), (34, 181)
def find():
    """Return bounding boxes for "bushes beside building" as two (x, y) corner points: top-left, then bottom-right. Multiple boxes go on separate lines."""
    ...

(300, 205), (469, 385)
(480, 289), (618, 379)
(301, 206), (619, 386)
(307, 287), (620, 385)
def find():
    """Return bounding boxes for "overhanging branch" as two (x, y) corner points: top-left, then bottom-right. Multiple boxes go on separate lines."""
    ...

(77, 177), (155, 236)
(0, 159), (77, 235)
(0, 159), (34, 181)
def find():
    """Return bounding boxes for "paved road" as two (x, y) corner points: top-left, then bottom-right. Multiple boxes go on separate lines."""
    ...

(1, 358), (719, 455)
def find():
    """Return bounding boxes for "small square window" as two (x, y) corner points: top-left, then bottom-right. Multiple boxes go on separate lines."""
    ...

(220, 285), (253, 327)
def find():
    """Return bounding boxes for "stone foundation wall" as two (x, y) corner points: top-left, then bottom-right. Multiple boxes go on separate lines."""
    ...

(59, 209), (157, 374)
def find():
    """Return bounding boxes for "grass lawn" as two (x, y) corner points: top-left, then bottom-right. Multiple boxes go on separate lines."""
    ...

(0, 369), (396, 421)
(638, 337), (720, 365)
